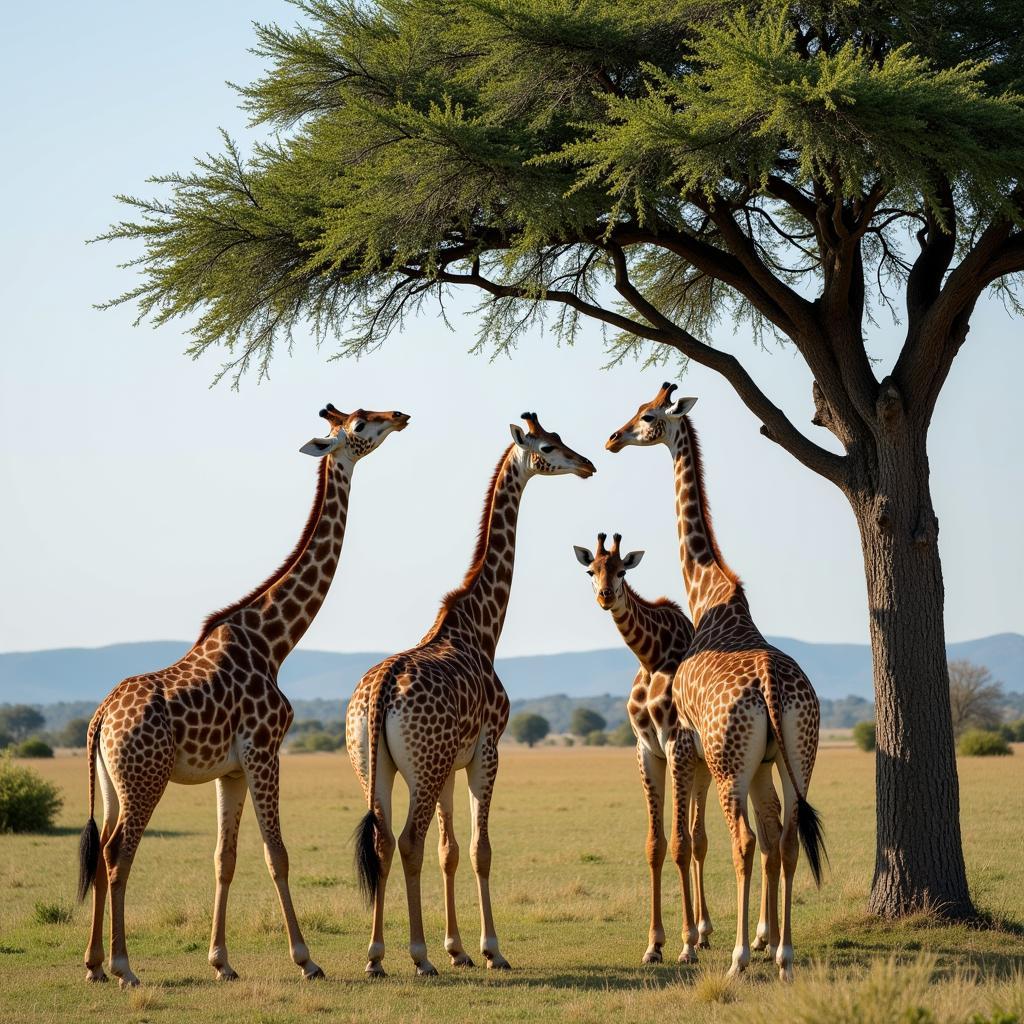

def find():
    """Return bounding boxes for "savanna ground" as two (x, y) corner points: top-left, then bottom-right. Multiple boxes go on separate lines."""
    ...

(1, 744), (1021, 1024)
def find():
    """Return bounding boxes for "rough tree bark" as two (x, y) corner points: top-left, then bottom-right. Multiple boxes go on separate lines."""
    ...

(843, 377), (972, 918)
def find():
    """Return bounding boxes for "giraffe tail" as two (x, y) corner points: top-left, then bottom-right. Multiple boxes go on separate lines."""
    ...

(77, 712), (103, 902)
(758, 655), (828, 888)
(353, 665), (390, 904)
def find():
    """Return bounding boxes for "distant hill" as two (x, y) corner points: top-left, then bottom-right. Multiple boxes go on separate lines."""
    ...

(1, 633), (1021, 707)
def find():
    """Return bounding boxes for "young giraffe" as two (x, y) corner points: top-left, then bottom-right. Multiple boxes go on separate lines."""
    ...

(347, 412), (595, 978)
(572, 532), (715, 965)
(76, 403), (409, 988)
(607, 384), (825, 981)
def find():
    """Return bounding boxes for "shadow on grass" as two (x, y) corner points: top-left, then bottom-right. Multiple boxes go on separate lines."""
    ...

(39, 827), (198, 838)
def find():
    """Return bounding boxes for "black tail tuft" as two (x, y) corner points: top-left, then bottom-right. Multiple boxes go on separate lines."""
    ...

(797, 797), (828, 888)
(77, 818), (100, 903)
(353, 810), (381, 905)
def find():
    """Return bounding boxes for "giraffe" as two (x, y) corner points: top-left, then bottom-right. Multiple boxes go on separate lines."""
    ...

(607, 384), (826, 981)
(76, 403), (410, 988)
(346, 412), (595, 978)
(572, 532), (715, 965)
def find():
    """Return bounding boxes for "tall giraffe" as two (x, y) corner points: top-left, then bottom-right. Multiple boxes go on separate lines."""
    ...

(607, 384), (825, 981)
(572, 532), (714, 965)
(347, 412), (595, 978)
(76, 403), (409, 988)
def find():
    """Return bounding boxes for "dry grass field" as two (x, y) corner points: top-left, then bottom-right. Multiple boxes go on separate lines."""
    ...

(1, 744), (1022, 1024)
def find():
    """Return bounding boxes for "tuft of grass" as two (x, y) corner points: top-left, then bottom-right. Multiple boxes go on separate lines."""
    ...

(295, 874), (340, 888)
(693, 969), (736, 1004)
(126, 987), (161, 1013)
(579, 852), (603, 864)
(33, 900), (73, 925)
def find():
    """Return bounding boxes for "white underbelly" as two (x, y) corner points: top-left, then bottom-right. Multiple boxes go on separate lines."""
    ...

(170, 748), (242, 785)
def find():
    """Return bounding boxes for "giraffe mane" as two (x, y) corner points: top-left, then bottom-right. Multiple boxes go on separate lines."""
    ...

(623, 581), (685, 617)
(683, 416), (746, 600)
(196, 457), (331, 642)
(422, 444), (514, 640)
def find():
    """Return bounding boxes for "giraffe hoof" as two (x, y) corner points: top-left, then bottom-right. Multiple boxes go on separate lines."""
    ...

(215, 967), (239, 982)
(751, 936), (768, 952)
(302, 963), (325, 981)
(416, 962), (439, 977)
(677, 950), (698, 965)
(365, 962), (387, 979)
(779, 965), (794, 983)
(117, 974), (140, 990)
(642, 949), (663, 965)
(698, 936), (712, 949)
(484, 954), (511, 970)
(450, 953), (475, 968)
(85, 968), (108, 983)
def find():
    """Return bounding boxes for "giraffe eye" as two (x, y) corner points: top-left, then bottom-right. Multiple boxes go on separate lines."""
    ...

(586, 570), (594, 577)
(540, 444), (554, 453)
(617, 570), (626, 578)
(641, 414), (655, 423)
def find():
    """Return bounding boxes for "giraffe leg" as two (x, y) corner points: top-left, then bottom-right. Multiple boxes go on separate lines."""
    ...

(636, 741), (668, 964)
(242, 749), (324, 980)
(366, 750), (396, 978)
(666, 741), (699, 964)
(105, 784), (169, 987)
(398, 783), (444, 977)
(84, 754), (118, 982)
(437, 770), (473, 967)
(468, 735), (510, 970)
(749, 763), (782, 961)
(776, 756), (800, 982)
(208, 771), (247, 981)
(690, 760), (713, 949)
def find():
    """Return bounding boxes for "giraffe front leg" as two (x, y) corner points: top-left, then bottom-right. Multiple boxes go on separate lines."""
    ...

(468, 738), (510, 970)
(243, 750), (324, 980)
(636, 741), (667, 964)
(690, 760), (713, 949)
(750, 764), (782, 961)
(668, 741), (698, 964)
(208, 772), (247, 981)
(437, 771), (473, 967)
(717, 782), (757, 979)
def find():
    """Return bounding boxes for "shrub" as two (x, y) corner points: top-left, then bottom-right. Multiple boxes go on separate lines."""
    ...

(291, 731), (339, 753)
(957, 729), (1013, 757)
(509, 713), (550, 748)
(997, 718), (1024, 743)
(570, 708), (607, 736)
(608, 721), (636, 747)
(15, 738), (54, 759)
(583, 730), (608, 747)
(57, 718), (91, 748)
(0, 755), (63, 832)
(853, 720), (876, 752)
(33, 900), (73, 925)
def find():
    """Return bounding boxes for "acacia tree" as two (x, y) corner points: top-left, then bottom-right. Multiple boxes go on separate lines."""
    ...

(101, 0), (1024, 919)
(947, 661), (1004, 737)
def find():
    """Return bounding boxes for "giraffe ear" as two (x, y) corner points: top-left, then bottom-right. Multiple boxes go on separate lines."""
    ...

(299, 436), (341, 457)
(510, 424), (529, 448)
(665, 397), (697, 417)
(573, 545), (594, 567)
(621, 550), (645, 570)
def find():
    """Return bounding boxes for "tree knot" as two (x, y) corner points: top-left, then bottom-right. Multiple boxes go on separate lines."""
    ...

(913, 509), (939, 547)
(876, 376), (904, 428)
(873, 494), (893, 532)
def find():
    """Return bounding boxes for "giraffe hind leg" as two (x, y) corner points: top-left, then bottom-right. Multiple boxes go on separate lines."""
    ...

(437, 770), (474, 967)
(208, 772), (248, 980)
(84, 752), (118, 982)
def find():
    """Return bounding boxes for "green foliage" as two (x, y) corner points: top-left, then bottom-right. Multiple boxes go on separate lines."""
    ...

(509, 712), (550, 747)
(608, 721), (636, 747)
(570, 707), (607, 736)
(0, 705), (45, 743)
(56, 718), (90, 749)
(99, 0), (1024, 381)
(290, 730), (340, 753)
(583, 729), (608, 746)
(853, 720), (876, 752)
(0, 754), (63, 833)
(15, 738), (54, 759)
(957, 729), (1013, 757)
(998, 718), (1024, 743)
(33, 901), (73, 925)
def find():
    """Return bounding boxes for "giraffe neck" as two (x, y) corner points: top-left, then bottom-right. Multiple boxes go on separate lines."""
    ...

(611, 584), (691, 673)
(427, 445), (526, 660)
(668, 418), (740, 625)
(200, 456), (352, 669)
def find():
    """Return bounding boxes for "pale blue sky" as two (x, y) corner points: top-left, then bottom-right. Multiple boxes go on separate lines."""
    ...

(1, 1), (1021, 657)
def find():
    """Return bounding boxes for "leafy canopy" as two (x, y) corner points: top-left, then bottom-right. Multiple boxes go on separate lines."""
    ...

(101, 0), (1024, 435)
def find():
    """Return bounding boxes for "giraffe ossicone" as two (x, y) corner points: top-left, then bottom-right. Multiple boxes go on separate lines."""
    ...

(608, 384), (826, 982)
(346, 411), (595, 978)
(76, 402), (409, 987)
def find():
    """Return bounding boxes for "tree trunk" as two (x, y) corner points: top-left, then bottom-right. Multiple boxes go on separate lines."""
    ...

(849, 421), (974, 919)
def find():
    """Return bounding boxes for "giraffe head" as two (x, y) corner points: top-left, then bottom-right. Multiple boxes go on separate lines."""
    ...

(510, 412), (596, 478)
(573, 533), (645, 610)
(299, 403), (410, 462)
(605, 383), (697, 452)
